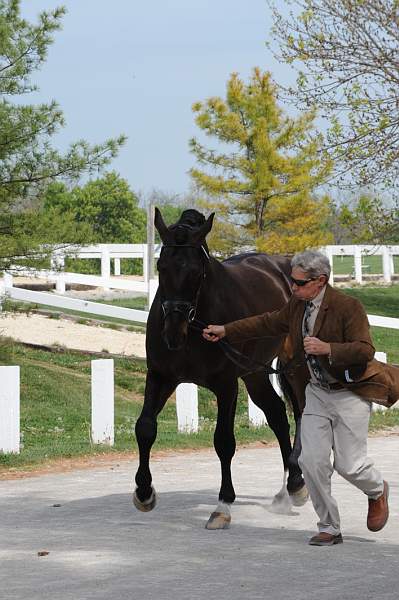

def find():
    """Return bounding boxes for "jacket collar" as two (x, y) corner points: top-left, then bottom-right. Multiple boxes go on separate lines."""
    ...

(312, 283), (332, 337)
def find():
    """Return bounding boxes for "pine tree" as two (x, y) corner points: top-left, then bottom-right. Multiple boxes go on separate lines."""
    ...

(190, 68), (332, 255)
(0, 1), (125, 270)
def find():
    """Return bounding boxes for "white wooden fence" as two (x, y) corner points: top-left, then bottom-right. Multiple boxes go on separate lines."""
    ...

(0, 359), (117, 454)
(322, 245), (399, 285)
(50, 243), (162, 283)
(1, 255), (399, 453)
(5, 243), (399, 303)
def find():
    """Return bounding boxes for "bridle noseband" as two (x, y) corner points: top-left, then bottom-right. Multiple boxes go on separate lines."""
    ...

(159, 243), (210, 323)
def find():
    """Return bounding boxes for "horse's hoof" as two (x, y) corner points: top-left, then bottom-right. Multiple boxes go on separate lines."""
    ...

(289, 484), (309, 507)
(133, 487), (157, 512)
(205, 511), (231, 530)
(270, 488), (293, 515)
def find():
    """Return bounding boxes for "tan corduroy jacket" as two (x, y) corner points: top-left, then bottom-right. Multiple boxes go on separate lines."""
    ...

(225, 284), (399, 407)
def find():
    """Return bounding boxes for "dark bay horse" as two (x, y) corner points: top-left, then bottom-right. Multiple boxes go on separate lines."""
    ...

(134, 208), (308, 528)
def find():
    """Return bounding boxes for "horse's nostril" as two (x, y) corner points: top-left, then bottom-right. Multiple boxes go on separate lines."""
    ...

(163, 331), (187, 351)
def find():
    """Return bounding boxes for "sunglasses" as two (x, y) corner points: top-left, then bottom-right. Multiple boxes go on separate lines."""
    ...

(290, 276), (318, 287)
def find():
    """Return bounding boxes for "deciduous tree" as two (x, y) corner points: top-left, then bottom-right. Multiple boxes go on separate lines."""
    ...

(44, 173), (146, 243)
(268, 0), (399, 187)
(336, 195), (399, 244)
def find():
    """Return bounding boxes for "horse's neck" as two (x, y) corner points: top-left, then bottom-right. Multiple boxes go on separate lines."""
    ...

(205, 257), (230, 287)
(199, 258), (234, 314)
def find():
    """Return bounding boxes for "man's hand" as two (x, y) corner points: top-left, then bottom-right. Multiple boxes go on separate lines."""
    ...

(304, 336), (331, 356)
(203, 324), (226, 342)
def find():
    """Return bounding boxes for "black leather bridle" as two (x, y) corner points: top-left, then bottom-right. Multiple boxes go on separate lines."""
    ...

(159, 244), (210, 323)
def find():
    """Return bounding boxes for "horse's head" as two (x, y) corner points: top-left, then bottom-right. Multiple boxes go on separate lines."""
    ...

(154, 207), (215, 350)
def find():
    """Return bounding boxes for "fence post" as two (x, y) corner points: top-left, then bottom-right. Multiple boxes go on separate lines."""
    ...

(372, 352), (387, 412)
(4, 272), (13, 288)
(354, 246), (362, 284)
(325, 246), (334, 284)
(91, 359), (114, 445)
(176, 383), (198, 433)
(148, 278), (158, 309)
(101, 247), (111, 291)
(248, 358), (281, 426)
(114, 258), (121, 276)
(143, 244), (148, 283)
(51, 250), (65, 271)
(147, 204), (155, 280)
(55, 274), (66, 294)
(0, 366), (20, 454)
(382, 247), (392, 283)
(248, 396), (267, 426)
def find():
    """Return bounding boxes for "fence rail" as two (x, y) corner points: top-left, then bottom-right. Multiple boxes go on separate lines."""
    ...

(3, 283), (149, 323)
(5, 243), (399, 300)
(51, 243), (162, 282)
(2, 278), (399, 332)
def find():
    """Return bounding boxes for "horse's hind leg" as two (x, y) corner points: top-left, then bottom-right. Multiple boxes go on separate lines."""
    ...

(206, 377), (238, 530)
(134, 370), (176, 511)
(279, 372), (303, 469)
(243, 373), (307, 504)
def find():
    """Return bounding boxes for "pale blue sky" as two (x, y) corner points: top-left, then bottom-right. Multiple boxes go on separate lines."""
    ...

(21, 1), (295, 198)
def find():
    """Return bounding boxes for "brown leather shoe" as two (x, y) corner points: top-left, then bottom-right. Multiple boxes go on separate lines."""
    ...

(308, 532), (343, 546)
(367, 480), (389, 532)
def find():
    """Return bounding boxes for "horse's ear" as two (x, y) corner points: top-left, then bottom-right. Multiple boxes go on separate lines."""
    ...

(154, 207), (170, 244)
(191, 212), (215, 244)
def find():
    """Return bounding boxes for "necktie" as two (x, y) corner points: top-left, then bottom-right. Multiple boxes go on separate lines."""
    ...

(304, 301), (327, 385)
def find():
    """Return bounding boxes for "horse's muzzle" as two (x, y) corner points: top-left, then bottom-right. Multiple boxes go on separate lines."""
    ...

(162, 313), (189, 351)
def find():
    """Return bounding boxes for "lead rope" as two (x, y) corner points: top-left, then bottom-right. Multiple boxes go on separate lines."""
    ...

(188, 317), (299, 376)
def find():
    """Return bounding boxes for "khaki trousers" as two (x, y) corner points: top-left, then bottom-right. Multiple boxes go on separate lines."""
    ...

(298, 382), (384, 535)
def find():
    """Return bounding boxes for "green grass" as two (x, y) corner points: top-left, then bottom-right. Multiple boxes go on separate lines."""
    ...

(342, 285), (399, 318)
(341, 285), (399, 363)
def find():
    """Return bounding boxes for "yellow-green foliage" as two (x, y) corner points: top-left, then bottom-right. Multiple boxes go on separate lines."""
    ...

(190, 68), (333, 255)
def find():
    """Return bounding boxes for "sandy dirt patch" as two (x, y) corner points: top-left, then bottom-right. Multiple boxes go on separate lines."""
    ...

(0, 313), (146, 358)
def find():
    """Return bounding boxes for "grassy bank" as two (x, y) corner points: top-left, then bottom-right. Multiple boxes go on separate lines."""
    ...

(0, 342), (279, 471)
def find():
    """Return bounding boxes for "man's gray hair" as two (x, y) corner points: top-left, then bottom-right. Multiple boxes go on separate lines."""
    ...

(291, 250), (331, 279)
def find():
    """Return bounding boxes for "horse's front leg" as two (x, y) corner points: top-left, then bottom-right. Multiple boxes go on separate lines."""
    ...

(133, 370), (176, 512)
(206, 378), (238, 530)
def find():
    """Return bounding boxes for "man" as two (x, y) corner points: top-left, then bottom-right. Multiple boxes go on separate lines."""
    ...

(203, 250), (396, 546)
